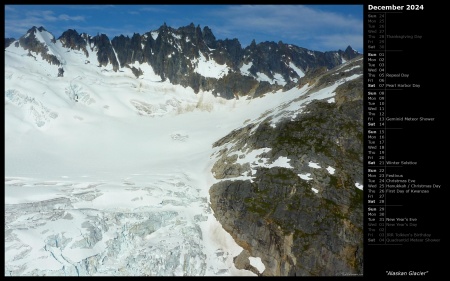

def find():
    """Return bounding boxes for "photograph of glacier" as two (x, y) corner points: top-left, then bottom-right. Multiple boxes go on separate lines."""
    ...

(5, 5), (363, 276)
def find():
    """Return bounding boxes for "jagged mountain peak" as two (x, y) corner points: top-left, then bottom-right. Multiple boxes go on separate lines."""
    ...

(6, 24), (360, 98)
(26, 25), (46, 33)
(345, 45), (355, 52)
(14, 25), (61, 67)
(23, 25), (56, 44)
(343, 45), (360, 59)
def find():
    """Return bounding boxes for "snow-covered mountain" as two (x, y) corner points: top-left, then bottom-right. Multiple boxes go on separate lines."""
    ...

(5, 24), (363, 276)
(6, 25), (360, 98)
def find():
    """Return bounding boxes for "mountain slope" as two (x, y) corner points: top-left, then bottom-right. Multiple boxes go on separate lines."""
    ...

(209, 56), (363, 276)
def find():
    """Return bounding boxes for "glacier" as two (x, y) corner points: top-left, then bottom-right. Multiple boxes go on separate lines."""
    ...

(4, 35), (362, 276)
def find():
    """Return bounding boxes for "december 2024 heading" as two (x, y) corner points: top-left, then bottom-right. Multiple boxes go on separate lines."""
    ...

(368, 4), (424, 11)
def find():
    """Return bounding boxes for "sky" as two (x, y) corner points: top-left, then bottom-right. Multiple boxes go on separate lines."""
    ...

(4, 4), (363, 53)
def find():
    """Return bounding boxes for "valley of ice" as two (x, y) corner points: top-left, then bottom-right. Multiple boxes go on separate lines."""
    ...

(4, 39), (362, 276)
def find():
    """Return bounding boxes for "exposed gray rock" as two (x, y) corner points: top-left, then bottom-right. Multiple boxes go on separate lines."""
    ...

(58, 29), (89, 57)
(233, 249), (261, 276)
(91, 33), (119, 71)
(209, 56), (363, 276)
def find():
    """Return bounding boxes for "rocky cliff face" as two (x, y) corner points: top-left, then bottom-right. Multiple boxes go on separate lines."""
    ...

(209, 56), (363, 276)
(9, 24), (360, 99)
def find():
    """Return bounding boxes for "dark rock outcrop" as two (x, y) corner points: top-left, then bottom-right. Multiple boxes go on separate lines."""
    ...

(58, 29), (89, 57)
(341, 46), (360, 62)
(202, 26), (217, 49)
(111, 33), (145, 68)
(91, 33), (119, 71)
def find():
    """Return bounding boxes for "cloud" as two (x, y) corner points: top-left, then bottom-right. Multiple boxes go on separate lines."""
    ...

(65, 5), (116, 10)
(215, 5), (361, 31)
(58, 14), (85, 21)
(23, 10), (85, 22)
(5, 7), (86, 38)
(140, 6), (175, 13)
(209, 5), (362, 51)
(5, 5), (16, 12)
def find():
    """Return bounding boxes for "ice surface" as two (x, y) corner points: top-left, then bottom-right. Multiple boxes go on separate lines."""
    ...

(308, 162), (321, 169)
(193, 52), (229, 78)
(249, 256), (265, 273)
(355, 182), (363, 190)
(298, 173), (313, 181)
(326, 166), (336, 175)
(289, 62), (304, 77)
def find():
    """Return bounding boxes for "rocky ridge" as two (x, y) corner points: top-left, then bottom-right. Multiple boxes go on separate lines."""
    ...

(7, 24), (360, 99)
